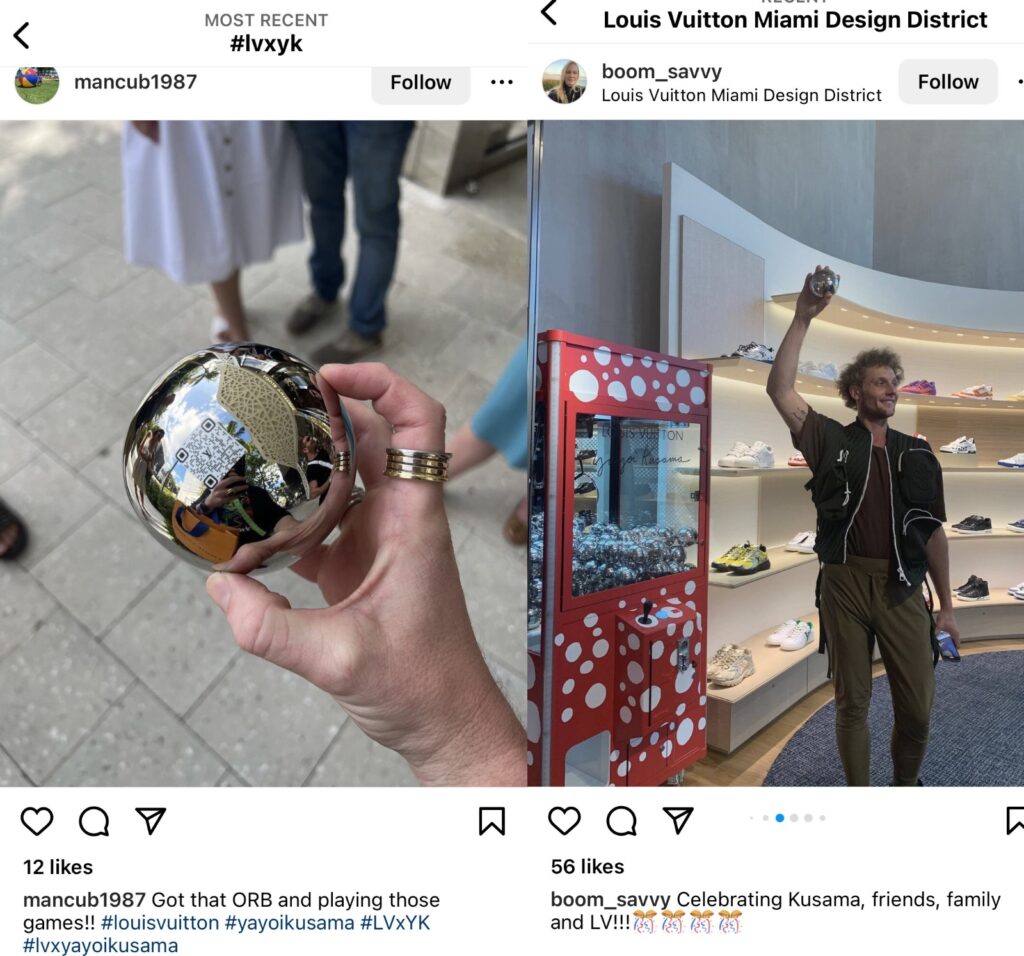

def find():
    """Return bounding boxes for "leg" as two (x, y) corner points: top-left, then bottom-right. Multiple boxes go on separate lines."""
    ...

(872, 587), (935, 785)
(447, 423), (497, 480)
(344, 121), (414, 336)
(210, 271), (248, 341)
(820, 563), (876, 785)
(292, 121), (348, 302)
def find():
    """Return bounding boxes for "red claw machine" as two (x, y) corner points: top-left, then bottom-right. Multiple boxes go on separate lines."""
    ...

(527, 332), (711, 786)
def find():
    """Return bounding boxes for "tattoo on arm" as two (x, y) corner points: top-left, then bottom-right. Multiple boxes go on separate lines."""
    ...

(792, 407), (807, 422)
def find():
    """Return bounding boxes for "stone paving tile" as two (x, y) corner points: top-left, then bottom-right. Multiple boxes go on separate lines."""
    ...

(103, 563), (239, 716)
(0, 454), (104, 568)
(187, 653), (344, 787)
(79, 446), (134, 517)
(0, 315), (31, 358)
(0, 343), (79, 421)
(21, 378), (130, 470)
(455, 527), (526, 674)
(0, 413), (36, 483)
(0, 259), (70, 320)
(19, 222), (98, 272)
(0, 609), (131, 782)
(0, 559), (58, 659)
(58, 245), (143, 300)
(102, 271), (200, 338)
(0, 747), (31, 786)
(47, 683), (225, 786)
(216, 769), (247, 786)
(48, 186), (124, 246)
(308, 723), (418, 787)
(386, 286), (468, 360)
(441, 270), (528, 334)
(436, 320), (522, 388)
(33, 504), (173, 636)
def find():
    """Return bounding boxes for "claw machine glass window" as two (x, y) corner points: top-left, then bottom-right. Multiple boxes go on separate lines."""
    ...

(571, 414), (702, 599)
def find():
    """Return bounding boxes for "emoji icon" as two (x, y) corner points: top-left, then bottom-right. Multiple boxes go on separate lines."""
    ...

(632, 909), (657, 933)
(661, 909), (685, 933)
(689, 909), (713, 933)
(718, 909), (742, 933)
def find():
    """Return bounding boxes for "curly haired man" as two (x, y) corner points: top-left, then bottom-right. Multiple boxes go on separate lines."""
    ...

(766, 267), (958, 786)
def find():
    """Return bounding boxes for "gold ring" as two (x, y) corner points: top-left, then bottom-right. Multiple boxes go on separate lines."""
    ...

(383, 447), (452, 483)
(338, 486), (366, 528)
(332, 450), (352, 474)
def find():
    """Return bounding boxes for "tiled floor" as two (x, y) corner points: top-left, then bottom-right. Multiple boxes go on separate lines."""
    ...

(0, 121), (527, 787)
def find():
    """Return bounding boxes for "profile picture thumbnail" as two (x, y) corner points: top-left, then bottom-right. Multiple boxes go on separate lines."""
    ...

(543, 59), (586, 104)
(14, 67), (59, 104)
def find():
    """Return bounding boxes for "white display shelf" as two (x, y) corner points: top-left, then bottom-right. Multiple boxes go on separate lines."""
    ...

(769, 293), (1024, 349)
(709, 356), (1024, 410)
(951, 590), (1024, 609)
(945, 524), (1024, 540)
(707, 612), (821, 705)
(708, 546), (815, 589)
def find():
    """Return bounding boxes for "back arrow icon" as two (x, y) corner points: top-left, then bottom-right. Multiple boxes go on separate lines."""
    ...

(541, 1), (557, 26)
(14, 22), (29, 49)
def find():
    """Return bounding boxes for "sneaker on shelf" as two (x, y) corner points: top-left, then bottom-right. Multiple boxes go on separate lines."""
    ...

(1009, 583), (1024, 600)
(730, 543), (771, 576)
(766, 620), (802, 646)
(912, 432), (929, 442)
(952, 384), (993, 399)
(718, 441), (751, 468)
(1006, 518), (1024, 533)
(997, 452), (1024, 469)
(954, 574), (981, 594)
(574, 476), (597, 495)
(899, 380), (937, 395)
(711, 542), (751, 572)
(780, 620), (815, 651)
(957, 578), (990, 601)
(1007, 389), (1024, 401)
(785, 531), (816, 553)
(939, 436), (977, 454)
(708, 647), (756, 687)
(707, 644), (744, 682)
(733, 441), (775, 469)
(951, 515), (992, 534)
(787, 453), (809, 467)
(731, 342), (775, 363)
(818, 362), (839, 381)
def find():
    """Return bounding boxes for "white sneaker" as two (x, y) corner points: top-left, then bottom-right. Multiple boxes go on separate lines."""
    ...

(1009, 583), (1024, 599)
(780, 620), (814, 651)
(718, 441), (751, 468)
(766, 620), (801, 646)
(785, 531), (816, 553)
(997, 452), (1024, 469)
(733, 441), (775, 469)
(939, 436), (977, 454)
(708, 647), (755, 687)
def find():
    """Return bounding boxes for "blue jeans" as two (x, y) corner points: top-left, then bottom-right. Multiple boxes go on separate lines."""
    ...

(292, 121), (414, 336)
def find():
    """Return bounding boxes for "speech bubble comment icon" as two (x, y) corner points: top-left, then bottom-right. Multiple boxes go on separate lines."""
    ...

(607, 805), (638, 836)
(79, 807), (110, 837)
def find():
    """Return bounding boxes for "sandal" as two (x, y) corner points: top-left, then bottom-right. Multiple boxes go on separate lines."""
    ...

(502, 510), (528, 547)
(210, 315), (232, 344)
(0, 497), (28, 561)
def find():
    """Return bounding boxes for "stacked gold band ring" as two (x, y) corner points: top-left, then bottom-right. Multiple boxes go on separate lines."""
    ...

(384, 447), (452, 483)
(332, 450), (352, 474)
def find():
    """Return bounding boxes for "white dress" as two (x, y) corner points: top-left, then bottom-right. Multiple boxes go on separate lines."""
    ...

(123, 121), (304, 285)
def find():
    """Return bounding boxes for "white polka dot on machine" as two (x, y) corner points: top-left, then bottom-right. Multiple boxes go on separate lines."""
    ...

(566, 642), (582, 662)
(594, 345), (612, 366)
(676, 718), (694, 745)
(561, 707), (573, 722)
(585, 683), (607, 708)
(593, 639), (609, 657)
(623, 353), (634, 367)
(562, 678), (575, 694)
(609, 380), (628, 402)
(631, 375), (647, 397)
(580, 660), (594, 674)
(569, 369), (599, 402)
(527, 702), (540, 742)
(584, 612), (599, 628)
(691, 386), (706, 405)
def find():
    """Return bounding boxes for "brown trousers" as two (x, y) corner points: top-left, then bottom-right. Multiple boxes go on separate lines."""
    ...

(819, 555), (935, 786)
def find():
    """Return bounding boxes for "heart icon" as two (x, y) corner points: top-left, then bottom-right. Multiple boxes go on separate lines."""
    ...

(548, 806), (582, 835)
(21, 807), (54, 836)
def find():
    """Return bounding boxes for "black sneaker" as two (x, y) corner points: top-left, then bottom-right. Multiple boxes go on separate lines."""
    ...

(952, 515), (992, 534)
(958, 578), (990, 601)
(954, 574), (980, 594)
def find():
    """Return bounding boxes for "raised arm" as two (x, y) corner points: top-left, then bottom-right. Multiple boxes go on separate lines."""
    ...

(766, 266), (835, 439)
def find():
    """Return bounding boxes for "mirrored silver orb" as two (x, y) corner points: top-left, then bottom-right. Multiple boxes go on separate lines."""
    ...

(123, 343), (356, 573)
(810, 266), (840, 298)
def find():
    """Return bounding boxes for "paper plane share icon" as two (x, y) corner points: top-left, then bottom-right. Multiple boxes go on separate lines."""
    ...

(662, 807), (694, 835)
(135, 808), (167, 836)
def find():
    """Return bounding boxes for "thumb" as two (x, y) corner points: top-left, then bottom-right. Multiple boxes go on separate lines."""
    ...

(206, 572), (322, 680)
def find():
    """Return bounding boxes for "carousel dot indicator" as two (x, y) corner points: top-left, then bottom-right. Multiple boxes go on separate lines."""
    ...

(775, 813), (785, 822)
